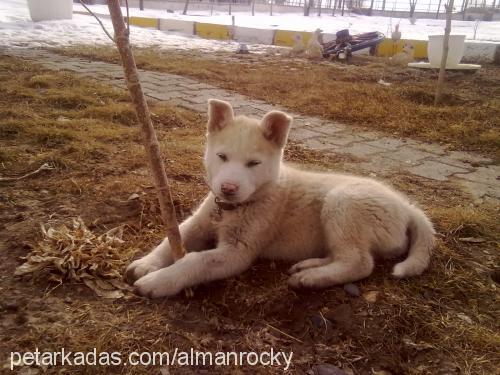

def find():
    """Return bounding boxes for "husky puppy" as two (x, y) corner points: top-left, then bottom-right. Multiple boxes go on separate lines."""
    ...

(126, 100), (435, 298)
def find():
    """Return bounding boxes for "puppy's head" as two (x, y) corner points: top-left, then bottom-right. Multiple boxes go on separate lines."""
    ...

(204, 99), (292, 204)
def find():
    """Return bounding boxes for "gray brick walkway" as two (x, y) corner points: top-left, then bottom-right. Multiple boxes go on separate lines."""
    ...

(4, 48), (498, 201)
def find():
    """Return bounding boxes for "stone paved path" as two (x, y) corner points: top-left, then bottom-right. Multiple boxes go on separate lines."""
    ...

(4, 48), (499, 201)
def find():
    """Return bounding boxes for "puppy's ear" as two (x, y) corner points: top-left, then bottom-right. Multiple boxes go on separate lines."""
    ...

(207, 99), (234, 133)
(261, 111), (292, 148)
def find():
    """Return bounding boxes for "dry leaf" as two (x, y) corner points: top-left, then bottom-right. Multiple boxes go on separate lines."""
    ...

(15, 217), (130, 299)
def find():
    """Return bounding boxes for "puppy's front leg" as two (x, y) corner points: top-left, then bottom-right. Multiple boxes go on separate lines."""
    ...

(124, 194), (216, 285)
(133, 246), (256, 298)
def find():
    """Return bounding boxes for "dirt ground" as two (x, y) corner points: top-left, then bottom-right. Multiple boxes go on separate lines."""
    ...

(0, 56), (499, 375)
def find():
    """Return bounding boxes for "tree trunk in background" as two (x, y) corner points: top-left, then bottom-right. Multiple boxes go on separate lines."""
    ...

(462, 0), (469, 19)
(139, 0), (144, 11)
(251, 0), (255, 15)
(304, 0), (310, 16)
(107, 0), (186, 261)
(382, 0), (386, 11)
(436, 0), (442, 18)
(182, 0), (189, 15)
(434, 0), (454, 105)
(341, 0), (345, 15)
(318, 0), (322, 15)
(270, 0), (273, 16)
(409, 0), (417, 17)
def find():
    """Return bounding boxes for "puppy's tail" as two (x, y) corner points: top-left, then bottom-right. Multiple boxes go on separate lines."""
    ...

(392, 207), (435, 278)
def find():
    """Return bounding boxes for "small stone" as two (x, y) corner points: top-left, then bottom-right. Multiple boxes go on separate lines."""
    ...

(64, 297), (73, 304)
(312, 364), (348, 375)
(2, 301), (20, 312)
(343, 283), (360, 297)
(363, 290), (380, 303)
(490, 269), (500, 284)
(456, 313), (473, 324)
(127, 193), (140, 201)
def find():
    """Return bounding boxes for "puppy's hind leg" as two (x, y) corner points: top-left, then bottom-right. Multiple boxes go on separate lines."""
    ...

(287, 249), (374, 288)
(288, 189), (375, 289)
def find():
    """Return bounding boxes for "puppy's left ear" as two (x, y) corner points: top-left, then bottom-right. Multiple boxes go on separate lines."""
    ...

(261, 111), (292, 148)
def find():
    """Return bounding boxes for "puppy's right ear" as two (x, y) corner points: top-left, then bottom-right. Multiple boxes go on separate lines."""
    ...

(207, 99), (234, 133)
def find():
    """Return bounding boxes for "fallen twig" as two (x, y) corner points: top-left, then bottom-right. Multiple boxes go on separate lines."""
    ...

(0, 162), (55, 182)
(266, 323), (303, 343)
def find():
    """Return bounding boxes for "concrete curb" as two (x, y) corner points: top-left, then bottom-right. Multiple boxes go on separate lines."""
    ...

(74, 10), (499, 63)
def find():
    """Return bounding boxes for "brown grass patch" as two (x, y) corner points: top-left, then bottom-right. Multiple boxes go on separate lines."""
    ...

(0, 56), (499, 374)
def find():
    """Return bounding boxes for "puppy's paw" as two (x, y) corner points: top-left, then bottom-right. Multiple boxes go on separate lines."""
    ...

(124, 256), (164, 285)
(287, 270), (316, 289)
(133, 267), (184, 299)
(288, 258), (330, 275)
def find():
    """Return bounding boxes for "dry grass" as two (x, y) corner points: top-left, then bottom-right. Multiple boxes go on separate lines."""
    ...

(55, 46), (500, 159)
(0, 56), (499, 374)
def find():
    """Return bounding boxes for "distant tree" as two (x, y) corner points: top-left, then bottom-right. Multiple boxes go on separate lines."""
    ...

(139, 0), (144, 11)
(434, 0), (454, 105)
(436, 0), (442, 18)
(409, 0), (417, 17)
(182, 0), (189, 15)
(461, 0), (469, 19)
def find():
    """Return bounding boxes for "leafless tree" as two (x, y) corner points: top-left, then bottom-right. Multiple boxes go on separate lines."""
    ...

(409, 0), (417, 17)
(107, 0), (185, 261)
(434, 0), (454, 105)
(183, 0), (190, 15)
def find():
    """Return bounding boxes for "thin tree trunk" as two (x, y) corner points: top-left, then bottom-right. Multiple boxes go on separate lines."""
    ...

(139, 0), (144, 11)
(304, 0), (310, 16)
(462, 0), (469, 19)
(270, 0), (273, 16)
(318, 0), (322, 15)
(107, 0), (185, 261)
(436, 0), (442, 18)
(341, 0), (345, 15)
(434, 0), (454, 105)
(382, 0), (386, 11)
(251, 0), (255, 15)
(183, 0), (190, 15)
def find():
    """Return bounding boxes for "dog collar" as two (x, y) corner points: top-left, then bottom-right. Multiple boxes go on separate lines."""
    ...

(214, 197), (250, 211)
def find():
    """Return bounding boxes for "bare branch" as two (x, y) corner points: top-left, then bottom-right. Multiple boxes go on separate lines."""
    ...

(78, 0), (115, 43)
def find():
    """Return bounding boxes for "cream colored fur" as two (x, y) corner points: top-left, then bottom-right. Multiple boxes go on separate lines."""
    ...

(126, 100), (435, 298)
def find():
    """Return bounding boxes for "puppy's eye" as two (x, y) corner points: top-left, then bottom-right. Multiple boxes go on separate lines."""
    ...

(246, 160), (261, 168)
(217, 153), (228, 162)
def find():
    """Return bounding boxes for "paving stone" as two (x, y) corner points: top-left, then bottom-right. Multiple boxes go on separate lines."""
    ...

(325, 134), (364, 146)
(365, 137), (410, 151)
(342, 142), (386, 157)
(301, 137), (344, 151)
(356, 131), (382, 140)
(175, 100), (207, 113)
(407, 160), (469, 181)
(446, 151), (494, 168)
(288, 127), (325, 142)
(308, 122), (346, 135)
(409, 142), (448, 156)
(145, 90), (185, 101)
(455, 179), (500, 199)
(384, 146), (434, 165)
(355, 155), (409, 175)
(454, 166), (500, 185)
